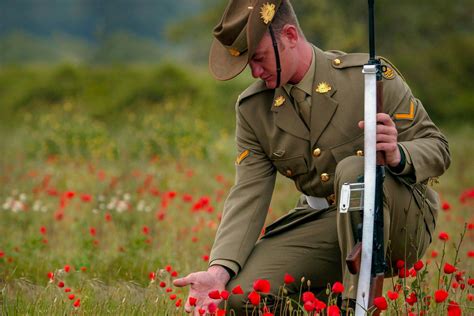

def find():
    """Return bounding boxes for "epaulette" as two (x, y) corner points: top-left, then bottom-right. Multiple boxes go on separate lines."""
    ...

(330, 52), (405, 82)
(237, 80), (270, 105)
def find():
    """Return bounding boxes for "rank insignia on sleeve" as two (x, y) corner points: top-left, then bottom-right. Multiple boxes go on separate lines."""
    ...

(382, 66), (396, 80)
(236, 150), (250, 165)
(315, 82), (332, 94)
(260, 3), (276, 24)
(274, 95), (285, 107)
(394, 99), (415, 120)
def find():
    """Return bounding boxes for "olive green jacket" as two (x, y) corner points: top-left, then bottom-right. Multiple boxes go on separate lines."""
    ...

(209, 46), (450, 275)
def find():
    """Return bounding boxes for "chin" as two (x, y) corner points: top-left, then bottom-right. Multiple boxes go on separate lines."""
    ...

(263, 79), (276, 89)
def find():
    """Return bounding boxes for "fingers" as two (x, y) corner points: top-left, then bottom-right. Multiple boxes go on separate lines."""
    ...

(173, 273), (195, 287)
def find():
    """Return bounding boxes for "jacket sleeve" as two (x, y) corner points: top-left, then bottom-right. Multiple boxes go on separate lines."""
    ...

(209, 101), (276, 275)
(383, 73), (451, 183)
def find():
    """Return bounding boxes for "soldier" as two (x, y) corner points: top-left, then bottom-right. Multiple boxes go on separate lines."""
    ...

(174, 0), (450, 314)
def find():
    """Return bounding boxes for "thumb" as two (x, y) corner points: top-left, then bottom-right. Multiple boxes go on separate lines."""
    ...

(173, 274), (194, 287)
(358, 121), (364, 129)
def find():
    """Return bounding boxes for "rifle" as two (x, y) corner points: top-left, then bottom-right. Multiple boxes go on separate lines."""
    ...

(350, 0), (386, 315)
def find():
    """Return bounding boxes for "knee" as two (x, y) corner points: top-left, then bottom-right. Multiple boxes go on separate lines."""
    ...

(334, 156), (364, 189)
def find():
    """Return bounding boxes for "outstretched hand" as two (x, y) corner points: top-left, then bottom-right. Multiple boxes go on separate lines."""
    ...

(173, 265), (230, 315)
(359, 113), (401, 167)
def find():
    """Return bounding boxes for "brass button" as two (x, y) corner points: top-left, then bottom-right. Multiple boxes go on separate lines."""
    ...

(286, 169), (293, 177)
(327, 194), (336, 205)
(312, 148), (321, 157)
(333, 58), (342, 66)
(320, 173), (330, 182)
(356, 150), (364, 156)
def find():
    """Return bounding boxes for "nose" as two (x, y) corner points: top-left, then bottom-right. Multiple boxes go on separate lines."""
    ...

(249, 62), (263, 79)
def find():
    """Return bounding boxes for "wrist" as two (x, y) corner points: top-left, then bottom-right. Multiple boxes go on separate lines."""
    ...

(208, 265), (231, 284)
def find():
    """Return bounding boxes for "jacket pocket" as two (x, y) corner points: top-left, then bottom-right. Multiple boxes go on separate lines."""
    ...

(271, 155), (308, 178)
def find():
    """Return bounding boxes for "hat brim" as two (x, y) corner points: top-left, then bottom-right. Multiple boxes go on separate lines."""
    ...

(209, 38), (249, 81)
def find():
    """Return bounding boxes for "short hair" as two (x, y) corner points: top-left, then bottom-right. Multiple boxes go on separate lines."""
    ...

(271, 0), (306, 41)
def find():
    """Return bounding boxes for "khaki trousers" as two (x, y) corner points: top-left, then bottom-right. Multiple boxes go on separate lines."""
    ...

(225, 156), (436, 314)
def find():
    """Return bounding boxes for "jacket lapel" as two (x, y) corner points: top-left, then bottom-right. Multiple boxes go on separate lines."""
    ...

(310, 47), (339, 147)
(271, 87), (310, 140)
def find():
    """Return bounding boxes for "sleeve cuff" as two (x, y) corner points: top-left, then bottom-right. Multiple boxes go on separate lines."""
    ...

(209, 259), (240, 278)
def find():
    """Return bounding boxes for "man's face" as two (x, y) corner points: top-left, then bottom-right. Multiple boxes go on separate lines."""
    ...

(249, 32), (297, 89)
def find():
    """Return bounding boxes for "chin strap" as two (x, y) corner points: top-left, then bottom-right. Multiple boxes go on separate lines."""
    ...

(268, 25), (281, 88)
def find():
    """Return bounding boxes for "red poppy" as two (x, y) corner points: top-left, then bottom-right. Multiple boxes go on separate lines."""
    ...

(80, 194), (92, 202)
(331, 282), (344, 294)
(65, 191), (75, 199)
(431, 250), (439, 258)
(208, 302), (217, 313)
(396, 259), (405, 270)
(327, 305), (341, 316)
(253, 279), (271, 293)
(373, 296), (388, 310)
(169, 294), (177, 300)
(247, 291), (260, 306)
(304, 300), (314, 312)
(468, 278), (474, 286)
(40, 226), (47, 235)
(406, 292), (417, 305)
(64, 265), (71, 272)
(467, 293), (474, 301)
(387, 290), (399, 300)
(434, 289), (448, 303)
(47, 272), (54, 280)
(165, 265), (172, 272)
(89, 227), (96, 237)
(398, 267), (408, 278)
(232, 285), (244, 294)
(171, 271), (178, 277)
(73, 299), (80, 307)
(220, 290), (229, 300)
(284, 273), (295, 284)
(198, 308), (206, 315)
(444, 263), (456, 274)
(142, 226), (150, 235)
(105, 213), (112, 222)
(68, 294), (75, 300)
(175, 299), (182, 307)
(189, 297), (197, 306)
(58, 281), (65, 288)
(467, 250), (474, 257)
(202, 255), (209, 261)
(208, 290), (221, 300)
(149, 272), (155, 281)
(441, 201), (451, 211)
(413, 260), (424, 271)
(447, 300), (461, 316)
(302, 291), (316, 303)
(438, 232), (449, 241)
(65, 288), (71, 292)
(0, 251), (4, 258)
(159, 281), (166, 287)
(315, 299), (326, 311)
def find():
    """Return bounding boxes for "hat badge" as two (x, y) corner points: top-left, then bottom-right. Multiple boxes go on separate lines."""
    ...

(315, 82), (332, 94)
(260, 3), (276, 24)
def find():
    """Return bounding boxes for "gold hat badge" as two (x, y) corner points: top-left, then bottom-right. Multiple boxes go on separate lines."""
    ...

(315, 82), (332, 94)
(260, 3), (276, 24)
(274, 95), (285, 107)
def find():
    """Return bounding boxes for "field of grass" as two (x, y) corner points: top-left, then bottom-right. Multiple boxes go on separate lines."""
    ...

(0, 105), (473, 315)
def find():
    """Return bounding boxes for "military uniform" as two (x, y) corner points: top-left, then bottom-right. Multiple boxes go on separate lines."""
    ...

(206, 0), (450, 314)
(208, 46), (450, 311)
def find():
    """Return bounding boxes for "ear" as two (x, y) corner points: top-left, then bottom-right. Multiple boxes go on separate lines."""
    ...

(281, 24), (299, 47)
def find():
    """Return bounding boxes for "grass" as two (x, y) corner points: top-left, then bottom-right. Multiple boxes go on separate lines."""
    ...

(0, 107), (473, 315)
